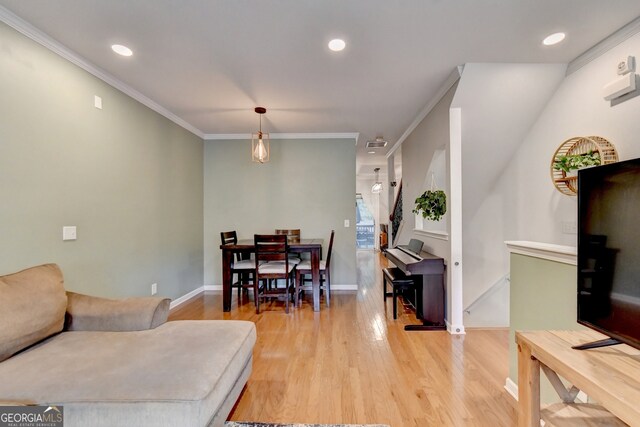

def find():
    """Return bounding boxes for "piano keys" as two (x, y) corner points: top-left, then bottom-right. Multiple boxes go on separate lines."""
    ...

(384, 246), (446, 331)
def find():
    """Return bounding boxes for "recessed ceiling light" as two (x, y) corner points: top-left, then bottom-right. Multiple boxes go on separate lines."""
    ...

(111, 44), (133, 56)
(542, 32), (566, 46)
(328, 39), (346, 52)
(368, 151), (376, 154)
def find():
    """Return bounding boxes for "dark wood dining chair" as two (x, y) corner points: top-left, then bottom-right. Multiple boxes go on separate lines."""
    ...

(220, 231), (255, 300)
(254, 234), (296, 314)
(295, 230), (334, 308)
(275, 229), (301, 265)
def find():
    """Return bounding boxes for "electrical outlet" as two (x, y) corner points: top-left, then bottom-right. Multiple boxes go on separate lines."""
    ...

(344, 219), (350, 227)
(151, 283), (157, 295)
(562, 221), (577, 234)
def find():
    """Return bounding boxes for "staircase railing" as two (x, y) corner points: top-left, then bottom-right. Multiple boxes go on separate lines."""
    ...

(464, 274), (510, 315)
(389, 181), (403, 244)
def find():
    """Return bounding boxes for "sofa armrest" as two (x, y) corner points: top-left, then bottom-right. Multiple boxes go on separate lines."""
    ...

(65, 292), (171, 332)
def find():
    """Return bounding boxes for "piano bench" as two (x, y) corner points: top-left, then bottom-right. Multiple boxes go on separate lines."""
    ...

(383, 267), (416, 319)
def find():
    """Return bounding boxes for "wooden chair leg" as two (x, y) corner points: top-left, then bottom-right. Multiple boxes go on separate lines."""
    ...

(254, 278), (260, 314)
(295, 270), (301, 307)
(325, 270), (330, 308)
(285, 276), (290, 314)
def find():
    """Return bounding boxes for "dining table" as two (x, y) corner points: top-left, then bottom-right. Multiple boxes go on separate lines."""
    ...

(220, 238), (324, 312)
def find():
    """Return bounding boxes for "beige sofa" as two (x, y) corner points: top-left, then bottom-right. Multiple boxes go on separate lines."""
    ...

(0, 264), (256, 427)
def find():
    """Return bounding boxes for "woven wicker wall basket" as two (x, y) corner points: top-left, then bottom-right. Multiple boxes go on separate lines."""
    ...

(550, 136), (619, 196)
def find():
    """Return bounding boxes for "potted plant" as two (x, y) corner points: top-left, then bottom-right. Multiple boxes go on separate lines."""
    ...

(413, 189), (447, 221)
(553, 151), (601, 176)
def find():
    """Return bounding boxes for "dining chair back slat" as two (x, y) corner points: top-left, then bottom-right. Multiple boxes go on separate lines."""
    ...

(325, 230), (335, 269)
(254, 234), (295, 313)
(220, 230), (255, 304)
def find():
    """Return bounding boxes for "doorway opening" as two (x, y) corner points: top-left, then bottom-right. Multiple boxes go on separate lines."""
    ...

(356, 193), (375, 249)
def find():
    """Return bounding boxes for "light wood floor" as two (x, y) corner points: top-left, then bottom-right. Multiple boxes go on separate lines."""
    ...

(169, 251), (517, 426)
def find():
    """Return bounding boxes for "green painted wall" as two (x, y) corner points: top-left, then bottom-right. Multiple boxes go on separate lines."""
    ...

(509, 253), (585, 403)
(0, 21), (204, 300)
(204, 138), (356, 287)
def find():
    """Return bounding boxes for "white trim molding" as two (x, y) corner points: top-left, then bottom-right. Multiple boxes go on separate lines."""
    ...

(505, 240), (576, 265)
(567, 16), (640, 75)
(330, 284), (358, 291)
(504, 376), (588, 403)
(204, 283), (357, 291)
(504, 377), (518, 401)
(204, 132), (359, 141)
(0, 5), (205, 139)
(169, 286), (205, 309)
(445, 319), (466, 335)
(414, 229), (449, 241)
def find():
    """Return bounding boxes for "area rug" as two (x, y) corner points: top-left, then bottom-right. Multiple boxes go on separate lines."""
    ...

(225, 423), (390, 427)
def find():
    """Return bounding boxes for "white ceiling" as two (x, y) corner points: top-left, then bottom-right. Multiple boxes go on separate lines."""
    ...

(1, 0), (639, 176)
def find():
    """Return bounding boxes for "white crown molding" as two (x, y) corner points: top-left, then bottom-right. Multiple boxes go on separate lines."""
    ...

(0, 5), (205, 139)
(203, 134), (253, 140)
(204, 132), (359, 141)
(386, 65), (463, 159)
(505, 240), (577, 265)
(567, 16), (640, 76)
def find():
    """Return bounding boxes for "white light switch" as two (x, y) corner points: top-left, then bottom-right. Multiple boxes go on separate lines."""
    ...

(344, 219), (350, 228)
(63, 226), (77, 241)
(94, 95), (102, 109)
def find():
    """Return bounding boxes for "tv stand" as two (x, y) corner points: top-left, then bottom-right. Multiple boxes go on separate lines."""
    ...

(572, 337), (622, 350)
(516, 330), (639, 426)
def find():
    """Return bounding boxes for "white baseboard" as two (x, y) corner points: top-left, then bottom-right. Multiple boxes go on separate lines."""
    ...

(171, 282), (357, 310)
(503, 376), (589, 404)
(446, 319), (466, 335)
(169, 286), (204, 309)
(505, 377), (518, 401)
(203, 284), (357, 291)
(331, 284), (358, 291)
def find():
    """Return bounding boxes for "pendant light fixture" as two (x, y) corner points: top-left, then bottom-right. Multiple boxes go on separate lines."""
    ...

(372, 167), (383, 193)
(251, 107), (270, 163)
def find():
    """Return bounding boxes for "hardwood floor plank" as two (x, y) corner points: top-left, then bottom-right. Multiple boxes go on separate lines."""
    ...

(169, 251), (517, 426)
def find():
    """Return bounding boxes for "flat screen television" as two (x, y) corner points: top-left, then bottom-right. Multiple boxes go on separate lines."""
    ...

(576, 157), (640, 350)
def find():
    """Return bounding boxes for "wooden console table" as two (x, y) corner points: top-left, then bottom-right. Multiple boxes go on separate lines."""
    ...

(516, 330), (640, 427)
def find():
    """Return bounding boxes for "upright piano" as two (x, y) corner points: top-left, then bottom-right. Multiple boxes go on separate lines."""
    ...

(384, 246), (446, 331)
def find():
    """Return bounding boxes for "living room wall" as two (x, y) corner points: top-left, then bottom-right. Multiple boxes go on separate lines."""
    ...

(204, 138), (357, 288)
(497, 31), (640, 248)
(0, 21), (204, 300)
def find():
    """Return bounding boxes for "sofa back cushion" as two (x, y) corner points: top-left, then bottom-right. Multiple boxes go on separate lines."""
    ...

(0, 264), (67, 362)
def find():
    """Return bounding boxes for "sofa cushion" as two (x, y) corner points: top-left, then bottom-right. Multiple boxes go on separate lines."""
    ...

(0, 264), (67, 362)
(0, 320), (256, 427)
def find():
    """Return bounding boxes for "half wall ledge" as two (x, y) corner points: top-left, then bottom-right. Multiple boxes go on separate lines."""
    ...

(505, 241), (576, 266)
